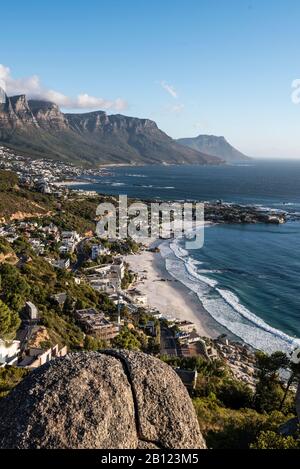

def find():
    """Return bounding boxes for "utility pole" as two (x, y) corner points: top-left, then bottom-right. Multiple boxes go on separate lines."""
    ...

(116, 271), (122, 331)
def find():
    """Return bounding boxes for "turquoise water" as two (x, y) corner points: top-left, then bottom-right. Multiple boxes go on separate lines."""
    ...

(164, 222), (300, 353)
(74, 161), (300, 352)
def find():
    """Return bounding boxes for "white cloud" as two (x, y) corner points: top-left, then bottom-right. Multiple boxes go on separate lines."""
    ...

(160, 80), (178, 98)
(0, 64), (128, 111)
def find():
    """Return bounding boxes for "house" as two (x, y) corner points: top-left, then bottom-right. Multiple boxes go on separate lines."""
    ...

(139, 320), (157, 337)
(18, 344), (67, 369)
(175, 369), (198, 391)
(175, 320), (196, 334)
(52, 258), (70, 270)
(75, 309), (119, 341)
(60, 231), (80, 254)
(86, 267), (122, 294)
(87, 277), (118, 294)
(59, 245), (69, 255)
(43, 223), (60, 241)
(73, 190), (98, 197)
(180, 339), (211, 359)
(36, 181), (52, 194)
(179, 330), (202, 345)
(91, 243), (110, 260)
(0, 340), (21, 367)
(29, 239), (45, 255)
(87, 265), (111, 278)
(61, 231), (80, 243)
(111, 257), (125, 280)
(51, 292), (68, 308)
(175, 331), (191, 341)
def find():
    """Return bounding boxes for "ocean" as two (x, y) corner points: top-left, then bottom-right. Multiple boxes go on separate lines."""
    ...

(73, 160), (300, 354)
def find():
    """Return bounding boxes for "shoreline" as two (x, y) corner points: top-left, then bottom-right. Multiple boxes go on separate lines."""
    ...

(54, 180), (95, 187)
(125, 241), (233, 341)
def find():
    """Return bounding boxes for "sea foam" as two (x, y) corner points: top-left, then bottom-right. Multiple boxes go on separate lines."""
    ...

(163, 237), (300, 354)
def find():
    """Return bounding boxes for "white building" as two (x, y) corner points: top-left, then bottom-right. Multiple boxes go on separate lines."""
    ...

(61, 231), (80, 242)
(91, 243), (110, 260)
(87, 275), (121, 294)
(0, 340), (21, 367)
(60, 231), (81, 254)
(54, 258), (71, 270)
(111, 257), (125, 280)
(18, 344), (67, 369)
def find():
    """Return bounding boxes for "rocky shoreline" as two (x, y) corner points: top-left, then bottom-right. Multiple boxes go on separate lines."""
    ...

(204, 201), (286, 224)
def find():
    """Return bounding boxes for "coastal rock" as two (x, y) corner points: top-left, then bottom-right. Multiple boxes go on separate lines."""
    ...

(296, 382), (300, 423)
(106, 350), (206, 449)
(0, 351), (206, 449)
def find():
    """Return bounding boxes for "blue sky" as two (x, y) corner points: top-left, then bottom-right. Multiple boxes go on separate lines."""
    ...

(1, 0), (300, 158)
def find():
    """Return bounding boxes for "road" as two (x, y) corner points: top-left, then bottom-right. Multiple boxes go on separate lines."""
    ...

(72, 238), (89, 271)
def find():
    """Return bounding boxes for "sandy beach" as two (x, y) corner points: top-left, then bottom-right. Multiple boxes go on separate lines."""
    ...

(125, 246), (222, 339)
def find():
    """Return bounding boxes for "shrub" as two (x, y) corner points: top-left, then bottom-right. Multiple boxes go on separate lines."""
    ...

(0, 366), (29, 399)
(0, 299), (21, 340)
(251, 430), (300, 449)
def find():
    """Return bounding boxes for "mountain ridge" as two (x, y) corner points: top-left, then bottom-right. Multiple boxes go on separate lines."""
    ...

(177, 134), (251, 163)
(0, 92), (223, 167)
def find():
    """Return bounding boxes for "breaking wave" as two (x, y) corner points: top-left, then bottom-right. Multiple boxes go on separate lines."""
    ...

(161, 238), (300, 354)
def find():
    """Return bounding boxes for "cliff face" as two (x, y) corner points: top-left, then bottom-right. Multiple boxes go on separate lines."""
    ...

(177, 134), (251, 163)
(10, 95), (39, 127)
(0, 93), (17, 130)
(29, 100), (69, 130)
(0, 93), (223, 167)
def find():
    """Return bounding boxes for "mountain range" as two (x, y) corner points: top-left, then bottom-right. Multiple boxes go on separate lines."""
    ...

(0, 91), (249, 167)
(177, 135), (250, 163)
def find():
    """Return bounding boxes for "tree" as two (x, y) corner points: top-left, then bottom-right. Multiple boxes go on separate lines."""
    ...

(251, 430), (300, 449)
(83, 335), (107, 351)
(0, 366), (28, 399)
(0, 299), (21, 341)
(281, 348), (300, 417)
(112, 327), (142, 351)
(63, 295), (75, 315)
(217, 379), (254, 410)
(0, 263), (30, 312)
(254, 351), (289, 413)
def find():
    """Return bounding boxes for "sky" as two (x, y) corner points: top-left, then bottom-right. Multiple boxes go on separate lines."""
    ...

(1, 0), (300, 158)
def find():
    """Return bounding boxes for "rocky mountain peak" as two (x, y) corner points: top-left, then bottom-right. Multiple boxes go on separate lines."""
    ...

(9, 95), (38, 127)
(28, 99), (68, 130)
